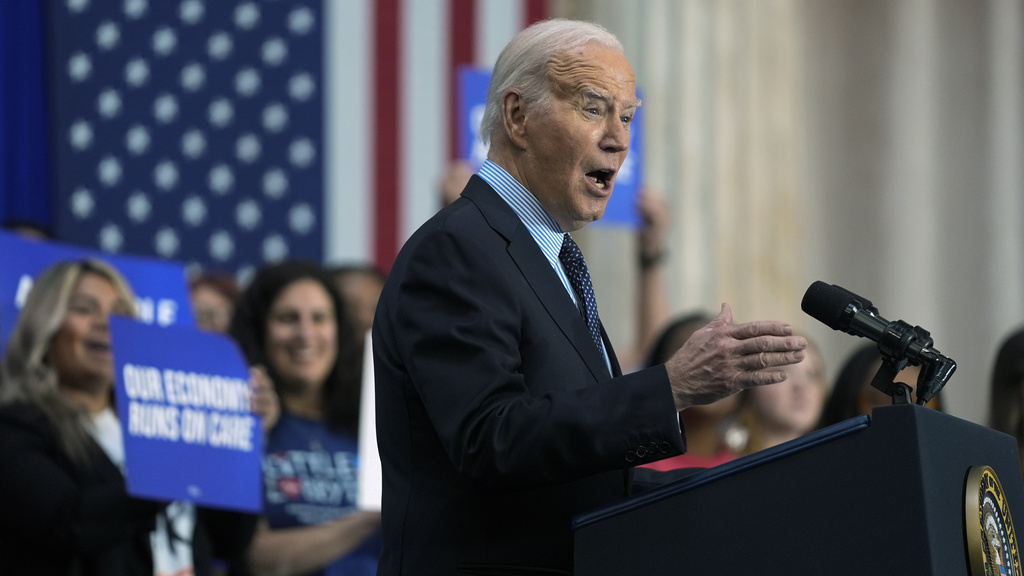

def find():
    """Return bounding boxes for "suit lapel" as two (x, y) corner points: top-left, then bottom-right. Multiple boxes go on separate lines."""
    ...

(463, 177), (613, 383)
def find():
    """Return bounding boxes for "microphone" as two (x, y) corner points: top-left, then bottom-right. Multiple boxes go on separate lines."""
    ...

(801, 281), (955, 404)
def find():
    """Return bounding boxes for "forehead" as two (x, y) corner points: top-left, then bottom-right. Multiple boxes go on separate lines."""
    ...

(192, 284), (232, 305)
(72, 271), (118, 297)
(272, 278), (333, 308)
(547, 44), (636, 104)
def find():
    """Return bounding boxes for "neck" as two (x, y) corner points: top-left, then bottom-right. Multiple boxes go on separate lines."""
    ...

(281, 388), (323, 420)
(61, 385), (110, 415)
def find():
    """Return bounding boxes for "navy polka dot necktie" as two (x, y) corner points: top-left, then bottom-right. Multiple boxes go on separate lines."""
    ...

(559, 233), (603, 352)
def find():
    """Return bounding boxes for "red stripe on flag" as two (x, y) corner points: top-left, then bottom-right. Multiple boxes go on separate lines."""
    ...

(448, 0), (476, 162)
(525, 0), (547, 26)
(374, 0), (401, 272)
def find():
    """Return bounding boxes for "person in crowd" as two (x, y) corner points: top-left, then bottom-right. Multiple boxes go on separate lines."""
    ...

(639, 312), (742, 470)
(229, 261), (381, 576)
(187, 271), (278, 451)
(372, 18), (806, 574)
(190, 271), (242, 333)
(0, 259), (259, 576)
(734, 336), (827, 455)
(1, 218), (52, 240)
(988, 326), (1024, 470)
(817, 342), (943, 428)
(616, 187), (674, 373)
(438, 160), (475, 207)
(329, 264), (386, 338)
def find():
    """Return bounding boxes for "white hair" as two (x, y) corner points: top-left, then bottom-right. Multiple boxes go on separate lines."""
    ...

(480, 19), (624, 145)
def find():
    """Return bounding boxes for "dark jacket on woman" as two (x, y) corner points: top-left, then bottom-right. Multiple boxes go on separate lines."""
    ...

(0, 402), (255, 576)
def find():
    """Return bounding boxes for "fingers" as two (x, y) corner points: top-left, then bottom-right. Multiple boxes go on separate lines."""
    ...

(729, 334), (806, 356)
(726, 319), (793, 339)
(743, 369), (790, 387)
(735, 349), (806, 373)
(249, 364), (281, 432)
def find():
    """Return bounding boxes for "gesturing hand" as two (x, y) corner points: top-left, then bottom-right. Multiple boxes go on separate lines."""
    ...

(665, 303), (807, 411)
(250, 365), (280, 434)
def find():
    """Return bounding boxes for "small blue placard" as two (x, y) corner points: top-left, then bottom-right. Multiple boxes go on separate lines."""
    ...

(596, 88), (644, 229)
(111, 317), (262, 512)
(458, 66), (492, 173)
(0, 231), (194, 354)
(457, 69), (644, 229)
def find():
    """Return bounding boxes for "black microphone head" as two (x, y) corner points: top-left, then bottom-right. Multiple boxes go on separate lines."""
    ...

(801, 281), (869, 331)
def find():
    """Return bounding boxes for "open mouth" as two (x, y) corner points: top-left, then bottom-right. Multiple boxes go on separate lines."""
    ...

(586, 169), (614, 190)
(86, 341), (111, 353)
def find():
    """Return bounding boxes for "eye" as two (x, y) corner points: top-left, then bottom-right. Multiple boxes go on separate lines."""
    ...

(621, 115), (634, 126)
(67, 297), (97, 316)
(272, 310), (299, 326)
(111, 299), (133, 318)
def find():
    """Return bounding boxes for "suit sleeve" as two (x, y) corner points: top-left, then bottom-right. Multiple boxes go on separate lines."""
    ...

(388, 225), (685, 491)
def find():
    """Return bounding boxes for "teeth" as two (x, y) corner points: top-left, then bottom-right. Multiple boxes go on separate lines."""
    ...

(291, 348), (318, 362)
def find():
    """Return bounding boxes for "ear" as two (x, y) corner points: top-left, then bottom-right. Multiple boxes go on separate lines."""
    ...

(500, 89), (529, 150)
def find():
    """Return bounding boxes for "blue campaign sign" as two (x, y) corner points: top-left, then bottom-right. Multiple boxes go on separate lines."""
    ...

(111, 316), (262, 513)
(0, 232), (194, 353)
(595, 88), (644, 230)
(458, 66), (492, 172)
(457, 69), (644, 229)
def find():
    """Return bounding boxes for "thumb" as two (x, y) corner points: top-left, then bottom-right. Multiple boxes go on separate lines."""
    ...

(708, 302), (733, 328)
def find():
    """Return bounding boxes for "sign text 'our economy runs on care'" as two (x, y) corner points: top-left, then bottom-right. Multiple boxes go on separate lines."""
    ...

(122, 364), (254, 451)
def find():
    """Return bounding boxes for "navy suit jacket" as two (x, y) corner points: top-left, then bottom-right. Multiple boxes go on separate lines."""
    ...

(372, 176), (685, 575)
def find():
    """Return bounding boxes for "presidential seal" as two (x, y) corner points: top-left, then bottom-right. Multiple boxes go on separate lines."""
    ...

(966, 466), (1021, 576)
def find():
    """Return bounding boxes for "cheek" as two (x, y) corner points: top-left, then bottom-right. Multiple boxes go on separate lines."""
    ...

(754, 384), (786, 406)
(264, 326), (291, 357)
(540, 132), (583, 171)
(323, 329), (340, 362)
(48, 325), (81, 375)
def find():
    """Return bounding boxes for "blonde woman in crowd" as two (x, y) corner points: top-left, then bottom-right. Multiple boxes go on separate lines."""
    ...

(733, 337), (827, 455)
(0, 260), (260, 576)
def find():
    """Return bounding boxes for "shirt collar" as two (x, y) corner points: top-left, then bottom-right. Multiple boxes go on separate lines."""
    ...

(477, 160), (566, 266)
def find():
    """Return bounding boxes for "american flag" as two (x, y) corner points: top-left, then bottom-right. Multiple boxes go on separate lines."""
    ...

(39, 0), (547, 280)
(49, 0), (324, 282)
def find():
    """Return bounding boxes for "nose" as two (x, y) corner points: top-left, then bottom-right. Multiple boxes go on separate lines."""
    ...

(92, 308), (111, 329)
(601, 115), (629, 154)
(295, 316), (316, 341)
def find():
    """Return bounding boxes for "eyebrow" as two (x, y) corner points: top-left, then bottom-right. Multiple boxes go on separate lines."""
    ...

(580, 87), (641, 113)
(68, 293), (98, 304)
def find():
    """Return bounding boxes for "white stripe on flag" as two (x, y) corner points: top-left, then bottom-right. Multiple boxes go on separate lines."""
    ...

(400, 0), (448, 244)
(324, 0), (372, 266)
(477, 0), (523, 67)
(324, 0), (537, 267)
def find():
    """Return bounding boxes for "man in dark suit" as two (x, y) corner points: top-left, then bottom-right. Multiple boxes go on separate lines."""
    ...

(372, 18), (806, 576)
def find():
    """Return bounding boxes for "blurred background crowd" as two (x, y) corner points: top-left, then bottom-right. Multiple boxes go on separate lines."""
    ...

(1, 1), (1022, 574)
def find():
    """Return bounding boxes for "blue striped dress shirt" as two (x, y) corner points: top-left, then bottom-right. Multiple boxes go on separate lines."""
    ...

(477, 160), (611, 372)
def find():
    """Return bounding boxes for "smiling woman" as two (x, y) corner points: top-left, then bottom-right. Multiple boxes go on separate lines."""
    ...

(228, 260), (381, 576)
